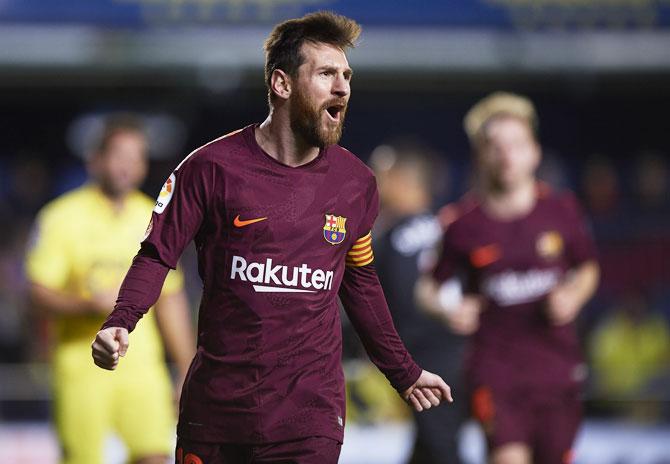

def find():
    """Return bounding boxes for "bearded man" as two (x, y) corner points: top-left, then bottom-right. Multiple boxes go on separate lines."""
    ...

(92, 11), (454, 464)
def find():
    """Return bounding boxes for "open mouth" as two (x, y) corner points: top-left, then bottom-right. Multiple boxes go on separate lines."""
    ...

(325, 104), (345, 122)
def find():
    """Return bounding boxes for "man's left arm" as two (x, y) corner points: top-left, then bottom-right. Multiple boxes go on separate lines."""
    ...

(546, 260), (599, 326)
(547, 193), (601, 325)
(340, 174), (453, 411)
(339, 233), (453, 411)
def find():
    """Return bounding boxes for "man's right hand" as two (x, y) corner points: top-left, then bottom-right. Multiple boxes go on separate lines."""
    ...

(416, 277), (482, 334)
(444, 295), (484, 335)
(91, 327), (129, 370)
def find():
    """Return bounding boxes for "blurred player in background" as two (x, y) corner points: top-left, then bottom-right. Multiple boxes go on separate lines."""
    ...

(26, 114), (195, 464)
(371, 140), (467, 464)
(416, 92), (600, 464)
(92, 11), (453, 464)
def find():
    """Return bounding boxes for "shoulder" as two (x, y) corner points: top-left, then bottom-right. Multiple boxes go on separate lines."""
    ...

(437, 192), (481, 231)
(537, 184), (584, 217)
(38, 185), (91, 222)
(32, 186), (94, 240)
(389, 214), (442, 256)
(175, 126), (248, 172)
(129, 190), (155, 210)
(328, 145), (375, 184)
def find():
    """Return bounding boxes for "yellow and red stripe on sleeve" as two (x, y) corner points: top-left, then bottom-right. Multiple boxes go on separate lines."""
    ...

(346, 231), (374, 267)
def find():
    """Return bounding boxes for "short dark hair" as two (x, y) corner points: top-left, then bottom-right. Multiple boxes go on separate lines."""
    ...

(94, 113), (145, 155)
(263, 11), (361, 100)
(369, 137), (443, 195)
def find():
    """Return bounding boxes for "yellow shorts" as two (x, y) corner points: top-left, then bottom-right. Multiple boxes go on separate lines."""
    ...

(53, 343), (175, 464)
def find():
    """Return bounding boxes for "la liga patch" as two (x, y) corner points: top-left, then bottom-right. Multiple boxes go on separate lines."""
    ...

(154, 173), (176, 214)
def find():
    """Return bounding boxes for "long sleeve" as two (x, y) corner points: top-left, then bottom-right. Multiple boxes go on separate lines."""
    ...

(561, 192), (598, 267)
(143, 151), (216, 269)
(101, 246), (170, 332)
(338, 174), (421, 392)
(102, 149), (215, 332)
(339, 262), (422, 392)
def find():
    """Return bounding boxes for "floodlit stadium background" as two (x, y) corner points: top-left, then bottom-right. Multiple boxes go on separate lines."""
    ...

(1, 1), (670, 462)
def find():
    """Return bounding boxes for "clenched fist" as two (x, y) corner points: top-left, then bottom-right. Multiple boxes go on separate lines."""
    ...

(91, 327), (129, 370)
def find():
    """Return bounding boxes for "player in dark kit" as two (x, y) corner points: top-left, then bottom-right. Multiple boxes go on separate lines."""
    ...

(370, 142), (467, 464)
(417, 92), (599, 464)
(91, 11), (453, 464)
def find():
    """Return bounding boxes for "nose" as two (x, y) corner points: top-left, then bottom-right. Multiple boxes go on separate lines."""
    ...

(496, 147), (520, 172)
(332, 73), (350, 98)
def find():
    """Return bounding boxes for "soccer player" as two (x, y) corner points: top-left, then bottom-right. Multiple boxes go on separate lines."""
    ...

(26, 115), (195, 464)
(371, 141), (467, 464)
(91, 11), (453, 464)
(416, 92), (600, 464)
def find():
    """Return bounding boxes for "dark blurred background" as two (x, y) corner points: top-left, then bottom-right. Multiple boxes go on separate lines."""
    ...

(1, 1), (670, 462)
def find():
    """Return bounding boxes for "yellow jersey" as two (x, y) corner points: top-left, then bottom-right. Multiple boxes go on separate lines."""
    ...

(26, 183), (184, 370)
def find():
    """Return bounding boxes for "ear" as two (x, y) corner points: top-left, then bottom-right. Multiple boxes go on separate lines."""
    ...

(86, 152), (101, 177)
(270, 69), (291, 101)
(533, 142), (542, 168)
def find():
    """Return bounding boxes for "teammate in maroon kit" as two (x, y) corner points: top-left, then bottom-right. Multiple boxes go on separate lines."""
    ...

(416, 92), (600, 464)
(91, 11), (453, 464)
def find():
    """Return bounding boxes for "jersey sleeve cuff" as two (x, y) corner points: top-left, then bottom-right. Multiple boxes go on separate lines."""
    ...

(391, 362), (423, 393)
(101, 308), (140, 333)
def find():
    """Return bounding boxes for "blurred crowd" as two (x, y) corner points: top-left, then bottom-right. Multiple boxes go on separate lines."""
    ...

(580, 152), (670, 421)
(1, 117), (669, 429)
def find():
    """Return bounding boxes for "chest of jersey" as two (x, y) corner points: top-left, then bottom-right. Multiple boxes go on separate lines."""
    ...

(460, 208), (571, 307)
(207, 161), (365, 297)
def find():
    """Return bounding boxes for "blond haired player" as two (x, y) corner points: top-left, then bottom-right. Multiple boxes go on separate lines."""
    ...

(26, 115), (195, 464)
(417, 93), (599, 464)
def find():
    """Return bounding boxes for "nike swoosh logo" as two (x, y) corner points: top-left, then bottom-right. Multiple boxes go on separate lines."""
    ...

(470, 244), (501, 268)
(233, 215), (268, 228)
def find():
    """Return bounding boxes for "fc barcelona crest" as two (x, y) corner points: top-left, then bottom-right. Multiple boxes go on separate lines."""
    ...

(323, 214), (347, 245)
(536, 230), (564, 260)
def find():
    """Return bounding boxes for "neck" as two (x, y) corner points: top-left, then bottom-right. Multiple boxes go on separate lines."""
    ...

(256, 112), (320, 167)
(97, 184), (128, 214)
(480, 178), (537, 220)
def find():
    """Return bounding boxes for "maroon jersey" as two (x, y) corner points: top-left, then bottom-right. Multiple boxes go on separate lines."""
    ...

(432, 186), (596, 393)
(103, 125), (420, 444)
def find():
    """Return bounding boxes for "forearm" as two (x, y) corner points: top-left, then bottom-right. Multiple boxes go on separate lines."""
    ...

(102, 247), (170, 333)
(563, 260), (600, 309)
(415, 276), (442, 316)
(29, 283), (95, 316)
(155, 290), (195, 376)
(415, 275), (482, 334)
(415, 275), (464, 315)
(340, 265), (422, 392)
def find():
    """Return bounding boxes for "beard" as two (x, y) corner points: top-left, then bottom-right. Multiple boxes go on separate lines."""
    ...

(98, 176), (133, 200)
(289, 87), (346, 148)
